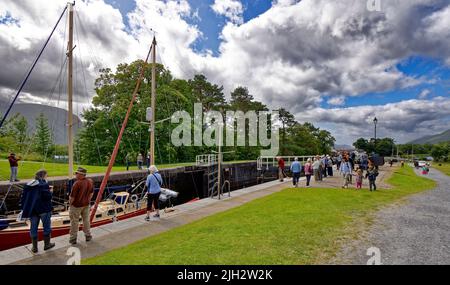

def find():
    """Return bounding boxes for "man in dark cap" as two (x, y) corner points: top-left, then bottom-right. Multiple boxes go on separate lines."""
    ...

(69, 167), (94, 245)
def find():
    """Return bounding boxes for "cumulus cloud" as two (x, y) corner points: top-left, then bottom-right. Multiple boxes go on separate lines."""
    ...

(418, 89), (431, 99)
(0, 0), (142, 113)
(1, 0), (449, 144)
(211, 0), (244, 25)
(327, 96), (346, 106)
(296, 97), (450, 143)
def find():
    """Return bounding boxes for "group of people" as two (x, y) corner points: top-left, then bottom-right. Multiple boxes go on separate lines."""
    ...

(18, 164), (163, 253)
(125, 152), (152, 171)
(277, 152), (379, 191)
(338, 152), (379, 191)
(20, 167), (94, 253)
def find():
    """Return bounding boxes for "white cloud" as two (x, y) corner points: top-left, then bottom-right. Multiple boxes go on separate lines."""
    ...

(418, 89), (431, 99)
(296, 97), (450, 144)
(211, 0), (244, 25)
(327, 96), (346, 106)
(1, 0), (450, 145)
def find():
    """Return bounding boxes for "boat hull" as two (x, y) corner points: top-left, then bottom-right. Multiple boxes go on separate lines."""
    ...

(0, 208), (147, 251)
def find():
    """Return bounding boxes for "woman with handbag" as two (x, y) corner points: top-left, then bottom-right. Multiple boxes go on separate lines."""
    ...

(20, 169), (55, 253)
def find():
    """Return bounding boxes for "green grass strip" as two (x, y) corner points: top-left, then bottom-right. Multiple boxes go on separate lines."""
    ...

(84, 166), (436, 265)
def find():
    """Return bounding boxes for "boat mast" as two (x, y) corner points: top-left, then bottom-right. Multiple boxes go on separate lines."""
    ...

(67, 2), (75, 179)
(150, 36), (156, 166)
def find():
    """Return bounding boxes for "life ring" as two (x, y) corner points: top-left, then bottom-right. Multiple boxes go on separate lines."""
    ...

(130, 194), (139, 203)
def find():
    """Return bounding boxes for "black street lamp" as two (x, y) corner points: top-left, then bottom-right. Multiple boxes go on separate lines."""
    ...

(373, 117), (378, 151)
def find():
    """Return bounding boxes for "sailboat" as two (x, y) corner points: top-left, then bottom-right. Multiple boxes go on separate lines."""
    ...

(0, 2), (177, 251)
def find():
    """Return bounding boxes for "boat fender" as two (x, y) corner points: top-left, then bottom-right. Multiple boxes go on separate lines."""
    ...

(26, 180), (39, 187)
(130, 194), (138, 203)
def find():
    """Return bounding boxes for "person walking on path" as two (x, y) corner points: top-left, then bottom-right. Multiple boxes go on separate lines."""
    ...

(290, 157), (302, 187)
(366, 161), (379, 191)
(137, 153), (144, 170)
(304, 158), (313, 187)
(327, 155), (334, 176)
(324, 155), (329, 178)
(69, 167), (94, 245)
(336, 153), (342, 172)
(277, 157), (285, 182)
(20, 169), (55, 253)
(316, 156), (323, 181)
(8, 153), (21, 182)
(145, 165), (162, 221)
(355, 167), (364, 190)
(340, 156), (353, 189)
(312, 157), (321, 182)
(125, 153), (131, 171)
(146, 151), (151, 169)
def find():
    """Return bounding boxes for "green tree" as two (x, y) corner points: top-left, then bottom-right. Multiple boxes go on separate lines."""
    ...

(374, 138), (395, 156)
(278, 108), (295, 155)
(33, 113), (53, 158)
(431, 143), (449, 162)
(188, 74), (226, 112)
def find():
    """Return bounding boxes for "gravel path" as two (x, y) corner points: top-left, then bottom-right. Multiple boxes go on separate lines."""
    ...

(338, 167), (450, 265)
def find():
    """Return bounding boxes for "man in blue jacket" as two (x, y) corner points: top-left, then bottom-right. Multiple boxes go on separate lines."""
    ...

(290, 157), (302, 188)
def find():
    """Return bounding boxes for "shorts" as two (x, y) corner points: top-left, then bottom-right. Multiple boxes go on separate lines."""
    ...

(147, 192), (161, 211)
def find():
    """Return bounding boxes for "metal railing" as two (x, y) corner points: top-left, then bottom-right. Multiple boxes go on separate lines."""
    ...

(257, 156), (315, 170)
(196, 154), (218, 166)
(209, 179), (231, 199)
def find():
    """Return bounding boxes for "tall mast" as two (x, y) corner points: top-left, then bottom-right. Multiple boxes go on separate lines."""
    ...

(67, 2), (74, 179)
(150, 36), (156, 166)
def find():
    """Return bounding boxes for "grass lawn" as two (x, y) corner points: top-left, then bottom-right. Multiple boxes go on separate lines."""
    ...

(0, 160), (193, 181)
(84, 166), (436, 265)
(433, 162), (450, 176)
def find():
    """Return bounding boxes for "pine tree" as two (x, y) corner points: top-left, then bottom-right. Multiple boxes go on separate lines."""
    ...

(34, 113), (53, 158)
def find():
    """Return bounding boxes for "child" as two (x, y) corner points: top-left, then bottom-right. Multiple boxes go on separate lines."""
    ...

(355, 168), (363, 189)
(422, 165), (429, 175)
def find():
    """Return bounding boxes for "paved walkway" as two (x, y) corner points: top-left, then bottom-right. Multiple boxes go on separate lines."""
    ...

(2, 178), (295, 265)
(337, 167), (450, 265)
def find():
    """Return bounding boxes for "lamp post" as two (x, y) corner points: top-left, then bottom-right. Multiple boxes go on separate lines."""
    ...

(373, 117), (378, 152)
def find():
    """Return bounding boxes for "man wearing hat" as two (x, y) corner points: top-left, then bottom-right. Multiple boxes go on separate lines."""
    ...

(8, 153), (21, 182)
(69, 167), (94, 245)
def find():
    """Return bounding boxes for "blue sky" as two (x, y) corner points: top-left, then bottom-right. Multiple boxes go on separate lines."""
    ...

(105, 0), (272, 55)
(332, 57), (450, 108)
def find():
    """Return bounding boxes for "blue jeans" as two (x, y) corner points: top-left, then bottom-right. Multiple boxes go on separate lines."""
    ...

(292, 172), (300, 186)
(30, 212), (52, 239)
(10, 167), (18, 182)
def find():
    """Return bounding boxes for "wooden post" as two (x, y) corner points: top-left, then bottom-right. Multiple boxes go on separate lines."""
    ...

(150, 36), (156, 166)
(67, 2), (74, 179)
(217, 123), (222, 200)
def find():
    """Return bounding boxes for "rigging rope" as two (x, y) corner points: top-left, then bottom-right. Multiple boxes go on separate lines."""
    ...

(89, 43), (153, 222)
(0, 5), (68, 129)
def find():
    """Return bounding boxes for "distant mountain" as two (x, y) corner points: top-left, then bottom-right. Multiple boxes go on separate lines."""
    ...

(334, 144), (355, 150)
(1, 98), (82, 145)
(408, 129), (450, 145)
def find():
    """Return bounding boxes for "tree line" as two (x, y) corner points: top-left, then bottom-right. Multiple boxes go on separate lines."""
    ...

(353, 137), (450, 162)
(1, 60), (336, 165)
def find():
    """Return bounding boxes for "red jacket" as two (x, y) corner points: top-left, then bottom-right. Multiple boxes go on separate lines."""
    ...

(8, 155), (20, 167)
(278, 159), (285, 169)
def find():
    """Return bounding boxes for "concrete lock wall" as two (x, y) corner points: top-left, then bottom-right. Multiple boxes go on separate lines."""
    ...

(0, 161), (279, 214)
